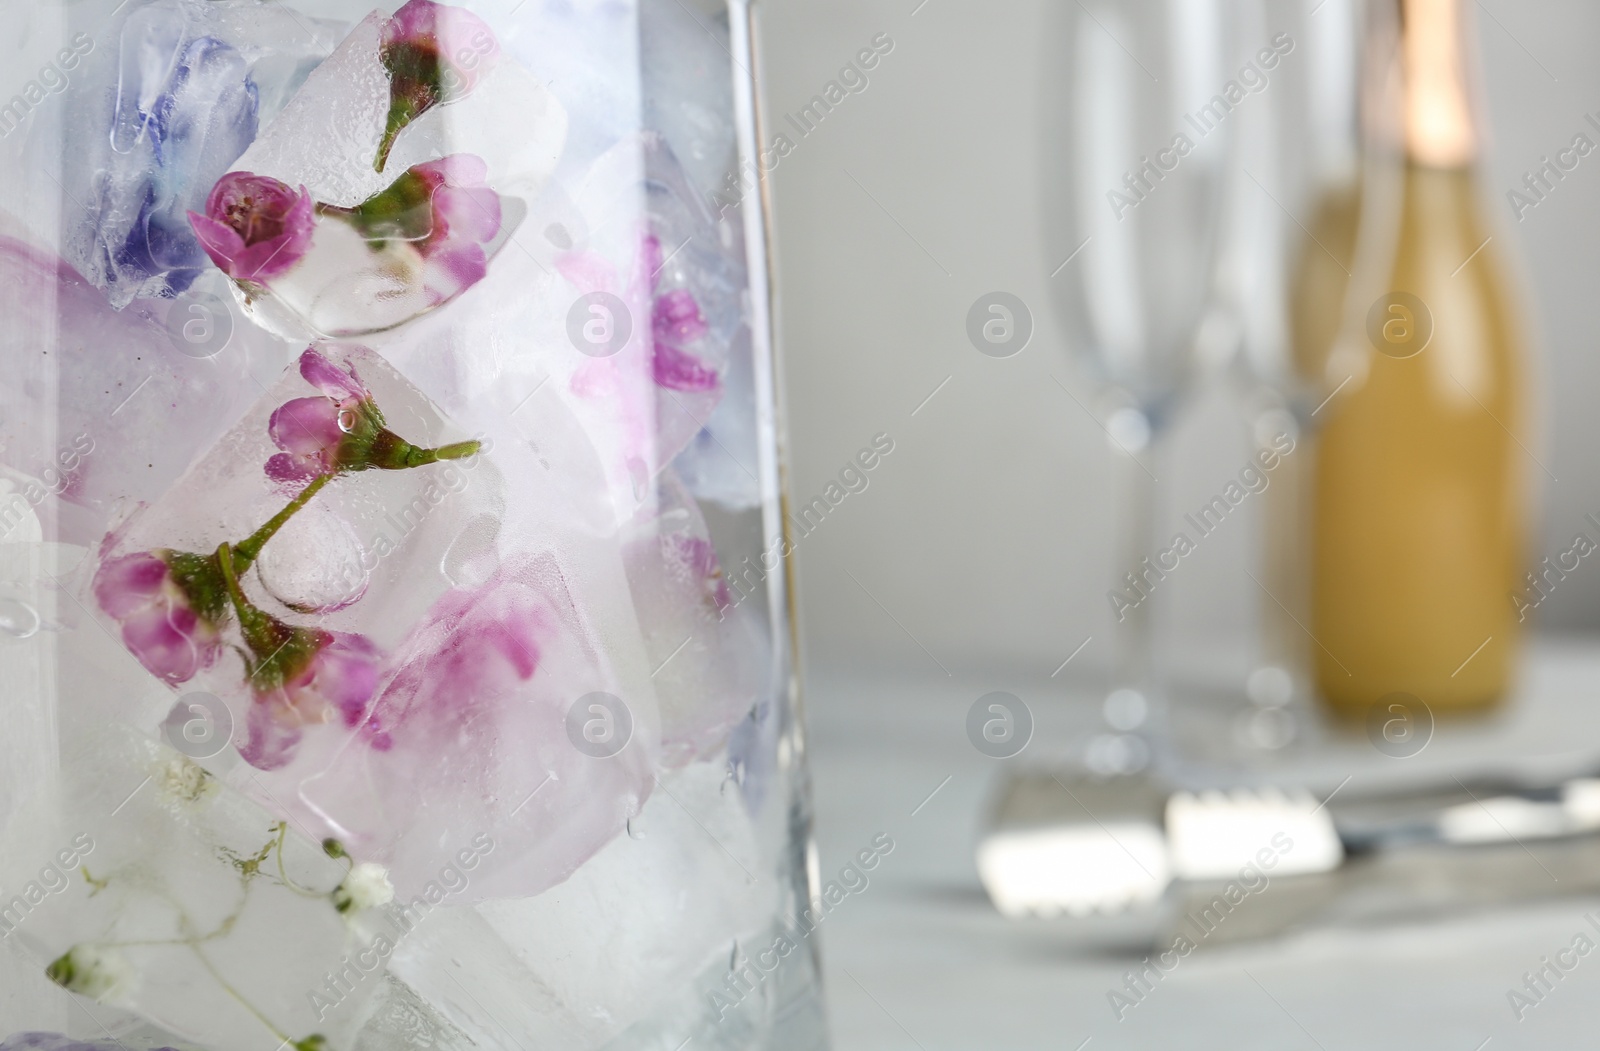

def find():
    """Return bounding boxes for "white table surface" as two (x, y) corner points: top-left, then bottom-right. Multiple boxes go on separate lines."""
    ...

(803, 638), (1600, 1050)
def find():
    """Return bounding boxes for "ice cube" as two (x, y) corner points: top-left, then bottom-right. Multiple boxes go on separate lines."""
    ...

(90, 345), (662, 901)
(523, 133), (747, 519)
(352, 975), (479, 1051)
(387, 760), (774, 1050)
(641, 0), (739, 200)
(233, 11), (566, 207)
(624, 471), (763, 767)
(291, 552), (660, 903)
(201, 10), (564, 339)
(60, 0), (347, 308)
(8, 723), (380, 1051)
(0, 235), (291, 551)
(501, 0), (643, 182)
(671, 323), (763, 510)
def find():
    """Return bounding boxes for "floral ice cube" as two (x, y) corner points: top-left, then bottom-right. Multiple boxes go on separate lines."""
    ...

(60, 0), (345, 308)
(11, 726), (381, 1051)
(0, 234), (288, 550)
(548, 133), (747, 515)
(188, 155), (515, 339)
(292, 555), (658, 901)
(624, 472), (762, 767)
(233, 9), (564, 207)
(91, 345), (659, 901)
(374, 0), (502, 173)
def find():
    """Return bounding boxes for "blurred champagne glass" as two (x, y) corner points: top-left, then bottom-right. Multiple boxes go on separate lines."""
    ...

(1219, 0), (1365, 752)
(1042, 0), (1235, 774)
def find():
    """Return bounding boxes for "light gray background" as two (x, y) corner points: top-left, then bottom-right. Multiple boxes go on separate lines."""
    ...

(759, 0), (1600, 680)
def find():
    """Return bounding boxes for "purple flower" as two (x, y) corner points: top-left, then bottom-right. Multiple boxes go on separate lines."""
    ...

(265, 396), (348, 483)
(266, 348), (480, 484)
(370, 572), (543, 734)
(376, 0), (501, 171)
(239, 625), (384, 771)
(93, 550), (227, 685)
(187, 172), (314, 284)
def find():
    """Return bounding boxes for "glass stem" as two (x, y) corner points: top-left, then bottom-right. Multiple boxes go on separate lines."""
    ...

(1256, 414), (1311, 701)
(1108, 424), (1158, 724)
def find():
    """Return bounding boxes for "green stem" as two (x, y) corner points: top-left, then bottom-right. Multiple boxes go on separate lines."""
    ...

(233, 473), (333, 572)
(374, 97), (418, 173)
(410, 439), (481, 466)
(272, 822), (335, 899)
(215, 543), (285, 659)
(215, 542), (248, 617)
(192, 942), (294, 1045)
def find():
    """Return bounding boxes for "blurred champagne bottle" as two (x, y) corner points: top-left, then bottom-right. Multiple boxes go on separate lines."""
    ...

(1297, 0), (1528, 715)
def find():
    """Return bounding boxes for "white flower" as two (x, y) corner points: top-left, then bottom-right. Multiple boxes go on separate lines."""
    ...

(47, 945), (138, 1003)
(156, 757), (214, 804)
(333, 861), (394, 914)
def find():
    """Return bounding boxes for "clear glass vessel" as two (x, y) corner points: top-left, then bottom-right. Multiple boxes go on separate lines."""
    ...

(0, 2), (826, 1049)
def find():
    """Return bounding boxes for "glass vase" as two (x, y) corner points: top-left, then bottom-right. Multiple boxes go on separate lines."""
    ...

(0, 1), (826, 1049)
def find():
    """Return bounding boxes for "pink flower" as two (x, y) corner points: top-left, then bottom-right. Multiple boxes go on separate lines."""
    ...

(652, 288), (708, 347)
(647, 249), (719, 394)
(265, 350), (375, 484)
(410, 155), (503, 303)
(652, 342), (720, 392)
(675, 535), (733, 614)
(266, 348), (478, 484)
(321, 156), (502, 307)
(187, 173), (314, 284)
(93, 550), (227, 685)
(377, 0), (501, 171)
(281, 565), (656, 900)
(239, 627), (384, 771)
(368, 572), (543, 735)
(265, 396), (347, 484)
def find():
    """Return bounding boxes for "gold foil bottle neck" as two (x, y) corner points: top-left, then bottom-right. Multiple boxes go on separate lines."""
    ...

(1401, 0), (1477, 167)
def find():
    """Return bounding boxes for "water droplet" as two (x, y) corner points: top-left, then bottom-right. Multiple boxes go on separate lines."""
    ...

(337, 408), (358, 433)
(0, 597), (40, 639)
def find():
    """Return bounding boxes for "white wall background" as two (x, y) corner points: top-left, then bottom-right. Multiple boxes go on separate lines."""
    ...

(758, 0), (1600, 679)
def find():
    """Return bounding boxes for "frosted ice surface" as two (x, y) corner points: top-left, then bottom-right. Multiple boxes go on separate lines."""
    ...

(60, 0), (345, 308)
(388, 760), (774, 1050)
